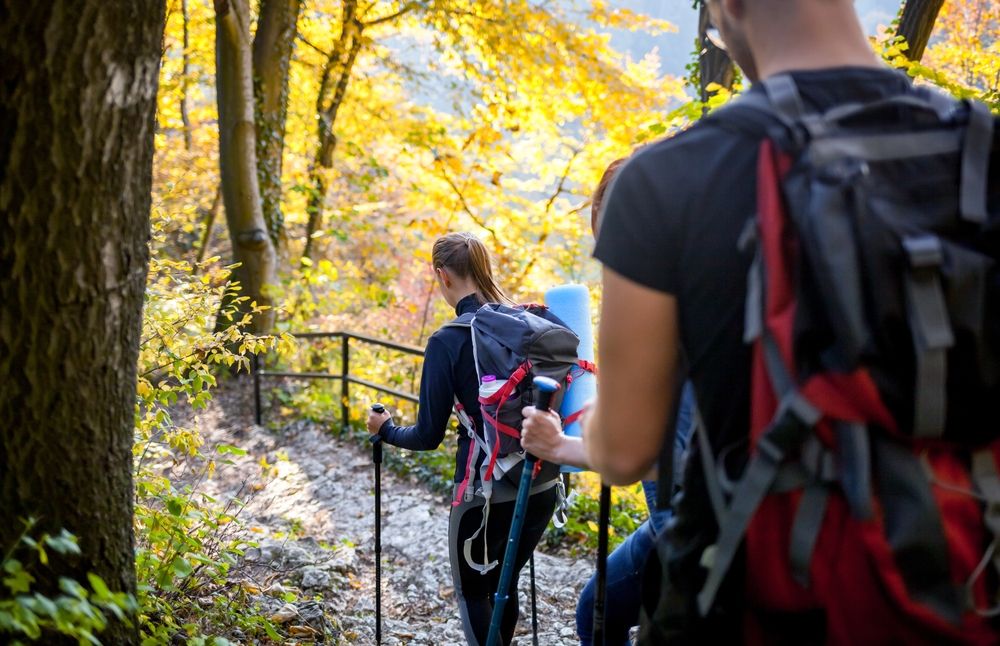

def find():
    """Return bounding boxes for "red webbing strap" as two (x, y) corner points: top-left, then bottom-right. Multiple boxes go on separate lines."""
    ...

(481, 409), (521, 439)
(562, 408), (586, 427)
(452, 443), (478, 507)
(479, 362), (531, 406)
(482, 363), (533, 481)
(577, 359), (597, 375)
(484, 429), (503, 481)
(452, 400), (478, 507)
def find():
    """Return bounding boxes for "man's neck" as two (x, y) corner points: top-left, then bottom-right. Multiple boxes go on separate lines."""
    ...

(749, 7), (883, 80)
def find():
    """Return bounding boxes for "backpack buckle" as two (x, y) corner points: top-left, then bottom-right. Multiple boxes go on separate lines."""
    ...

(903, 235), (944, 270)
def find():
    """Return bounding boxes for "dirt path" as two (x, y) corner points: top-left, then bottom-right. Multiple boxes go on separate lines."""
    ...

(177, 383), (590, 644)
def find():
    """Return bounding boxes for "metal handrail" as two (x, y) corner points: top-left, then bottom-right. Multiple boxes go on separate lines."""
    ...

(253, 331), (425, 429)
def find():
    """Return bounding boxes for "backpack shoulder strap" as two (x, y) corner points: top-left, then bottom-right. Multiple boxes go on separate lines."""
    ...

(442, 311), (475, 329)
(702, 91), (781, 138)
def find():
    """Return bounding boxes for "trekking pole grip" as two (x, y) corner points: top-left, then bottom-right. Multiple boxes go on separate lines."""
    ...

(530, 376), (561, 462)
(370, 403), (385, 464)
(533, 376), (560, 413)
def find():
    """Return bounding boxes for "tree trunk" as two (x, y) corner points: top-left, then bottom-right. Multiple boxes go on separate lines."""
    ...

(698, 4), (735, 104)
(253, 0), (301, 248)
(897, 0), (946, 61)
(303, 1), (363, 259)
(215, 0), (277, 333)
(0, 1), (164, 642)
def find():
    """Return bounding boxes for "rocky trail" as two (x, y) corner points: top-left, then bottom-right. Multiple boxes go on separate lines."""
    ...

(173, 383), (591, 644)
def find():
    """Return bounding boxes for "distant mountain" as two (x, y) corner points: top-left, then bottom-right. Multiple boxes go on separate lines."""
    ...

(610, 0), (903, 77)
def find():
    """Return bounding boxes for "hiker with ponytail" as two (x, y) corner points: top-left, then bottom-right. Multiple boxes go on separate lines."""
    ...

(366, 232), (558, 646)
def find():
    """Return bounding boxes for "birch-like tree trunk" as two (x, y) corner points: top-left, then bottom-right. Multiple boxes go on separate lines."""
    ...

(215, 0), (277, 333)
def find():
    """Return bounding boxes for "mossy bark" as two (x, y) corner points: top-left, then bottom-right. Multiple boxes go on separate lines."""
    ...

(253, 0), (301, 249)
(0, 1), (165, 642)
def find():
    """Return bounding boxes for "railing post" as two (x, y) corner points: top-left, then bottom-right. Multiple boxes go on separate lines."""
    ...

(341, 334), (350, 435)
(253, 351), (262, 426)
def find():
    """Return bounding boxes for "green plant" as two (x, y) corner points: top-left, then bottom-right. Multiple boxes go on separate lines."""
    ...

(1, 519), (137, 645)
(133, 230), (294, 642)
(543, 475), (648, 554)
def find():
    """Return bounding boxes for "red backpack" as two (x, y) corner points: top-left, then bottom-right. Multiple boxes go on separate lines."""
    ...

(687, 75), (1000, 644)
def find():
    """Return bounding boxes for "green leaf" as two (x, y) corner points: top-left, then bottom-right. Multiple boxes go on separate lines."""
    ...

(166, 498), (184, 516)
(263, 621), (282, 640)
(216, 444), (247, 456)
(59, 577), (88, 600)
(3, 567), (34, 595)
(87, 573), (111, 598)
(31, 592), (58, 617)
(45, 530), (81, 556)
(171, 557), (193, 578)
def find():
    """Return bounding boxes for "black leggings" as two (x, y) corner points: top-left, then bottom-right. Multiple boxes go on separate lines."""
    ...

(449, 485), (558, 646)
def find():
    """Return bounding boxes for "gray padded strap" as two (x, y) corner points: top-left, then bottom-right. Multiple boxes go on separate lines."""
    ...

(789, 484), (829, 586)
(822, 93), (956, 125)
(740, 217), (762, 345)
(808, 130), (962, 164)
(902, 236), (954, 438)
(695, 406), (727, 524)
(762, 74), (805, 122)
(835, 421), (874, 520)
(875, 437), (963, 623)
(763, 333), (795, 399)
(696, 390), (821, 616)
(771, 434), (837, 493)
(961, 100), (994, 224)
(743, 249), (764, 344)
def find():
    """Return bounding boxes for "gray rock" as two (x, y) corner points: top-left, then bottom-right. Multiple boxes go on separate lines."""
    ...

(282, 543), (311, 567)
(300, 566), (331, 589)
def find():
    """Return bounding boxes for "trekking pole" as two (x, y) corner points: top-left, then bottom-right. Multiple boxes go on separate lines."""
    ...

(486, 376), (561, 646)
(529, 553), (539, 646)
(593, 483), (611, 645)
(370, 403), (385, 646)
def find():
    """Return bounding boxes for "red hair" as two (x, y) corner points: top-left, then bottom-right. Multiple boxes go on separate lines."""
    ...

(591, 158), (627, 236)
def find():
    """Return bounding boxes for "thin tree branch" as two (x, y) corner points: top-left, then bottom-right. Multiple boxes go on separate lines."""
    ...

(437, 167), (499, 243)
(362, 1), (419, 27)
(296, 33), (332, 58)
(543, 148), (580, 214)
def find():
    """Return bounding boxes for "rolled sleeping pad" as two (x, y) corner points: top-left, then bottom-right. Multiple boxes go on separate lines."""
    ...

(544, 284), (596, 473)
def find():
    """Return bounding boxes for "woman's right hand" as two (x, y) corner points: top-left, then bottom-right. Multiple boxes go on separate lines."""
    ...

(367, 408), (392, 435)
(522, 405), (593, 470)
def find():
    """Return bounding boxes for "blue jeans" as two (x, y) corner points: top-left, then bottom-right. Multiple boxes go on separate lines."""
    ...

(576, 383), (694, 644)
(575, 509), (671, 645)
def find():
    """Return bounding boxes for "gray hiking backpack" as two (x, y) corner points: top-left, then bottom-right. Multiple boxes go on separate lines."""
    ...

(447, 303), (594, 572)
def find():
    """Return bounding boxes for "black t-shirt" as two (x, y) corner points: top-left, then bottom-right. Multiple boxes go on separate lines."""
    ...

(593, 67), (916, 459)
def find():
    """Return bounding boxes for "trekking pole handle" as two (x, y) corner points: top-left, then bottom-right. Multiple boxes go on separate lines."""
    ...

(529, 376), (561, 465)
(370, 403), (385, 463)
(533, 376), (561, 413)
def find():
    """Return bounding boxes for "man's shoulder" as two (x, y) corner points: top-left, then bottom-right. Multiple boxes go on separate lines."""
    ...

(621, 108), (765, 183)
